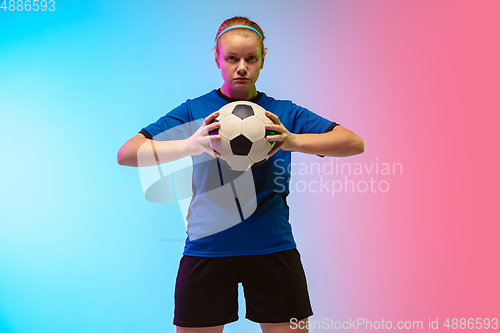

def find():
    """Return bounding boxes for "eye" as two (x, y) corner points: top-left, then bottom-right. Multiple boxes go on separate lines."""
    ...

(247, 56), (257, 62)
(227, 56), (238, 62)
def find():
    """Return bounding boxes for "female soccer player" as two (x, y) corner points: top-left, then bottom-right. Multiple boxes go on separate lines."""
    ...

(118, 16), (364, 333)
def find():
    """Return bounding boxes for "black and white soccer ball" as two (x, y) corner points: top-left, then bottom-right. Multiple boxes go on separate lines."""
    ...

(209, 101), (276, 171)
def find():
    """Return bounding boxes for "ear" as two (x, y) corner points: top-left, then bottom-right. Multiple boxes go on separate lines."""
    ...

(214, 49), (221, 69)
(261, 48), (268, 69)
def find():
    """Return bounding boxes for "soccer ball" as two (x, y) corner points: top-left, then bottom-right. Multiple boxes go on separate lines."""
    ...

(209, 101), (276, 171)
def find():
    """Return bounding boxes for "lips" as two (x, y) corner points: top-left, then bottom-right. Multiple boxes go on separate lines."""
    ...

(234, 77), (249, 81)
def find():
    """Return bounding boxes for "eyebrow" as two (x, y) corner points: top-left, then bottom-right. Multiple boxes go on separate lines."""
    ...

(227, 52), (258, 56)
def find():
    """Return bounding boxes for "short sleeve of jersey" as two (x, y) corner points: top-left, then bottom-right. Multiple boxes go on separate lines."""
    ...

(288, 102), (338, 135)
(284, 102), (339, 157)
(139, 102), (195, 141)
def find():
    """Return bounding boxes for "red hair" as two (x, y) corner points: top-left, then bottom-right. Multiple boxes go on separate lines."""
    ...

(214, 16), (266, 55)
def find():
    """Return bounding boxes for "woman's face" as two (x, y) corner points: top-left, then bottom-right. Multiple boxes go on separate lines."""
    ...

(215, 33), (266, 98)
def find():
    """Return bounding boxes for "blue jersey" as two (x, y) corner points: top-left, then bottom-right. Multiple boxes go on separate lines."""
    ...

(140, 89), (337, 257)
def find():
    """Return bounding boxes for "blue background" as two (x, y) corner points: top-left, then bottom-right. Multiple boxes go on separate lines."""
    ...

(1, 1), (318, 332)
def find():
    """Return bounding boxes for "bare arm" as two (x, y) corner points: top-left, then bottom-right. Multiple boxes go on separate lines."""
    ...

(287, 125), (364, 157)
(117, 111), (221, 167)
(265, 112), (364, 157)
(117, 133), (189, 167)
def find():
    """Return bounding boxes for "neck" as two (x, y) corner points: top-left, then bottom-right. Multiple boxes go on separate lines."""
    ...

(220, 84), (258, 101)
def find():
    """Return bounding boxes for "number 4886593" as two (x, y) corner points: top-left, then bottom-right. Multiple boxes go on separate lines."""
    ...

(1, 0), (56, 11)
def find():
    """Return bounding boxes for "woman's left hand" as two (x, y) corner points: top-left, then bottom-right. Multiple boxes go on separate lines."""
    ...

(265, 111), (297, 157)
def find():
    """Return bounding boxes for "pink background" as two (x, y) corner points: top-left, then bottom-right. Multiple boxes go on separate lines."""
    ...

(287, 0), (500, 327)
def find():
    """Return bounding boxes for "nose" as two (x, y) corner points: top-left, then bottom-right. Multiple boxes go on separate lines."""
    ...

(237, 59), (247, 74)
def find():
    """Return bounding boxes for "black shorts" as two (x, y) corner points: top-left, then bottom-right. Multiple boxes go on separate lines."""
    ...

(173, 248), (313, 327)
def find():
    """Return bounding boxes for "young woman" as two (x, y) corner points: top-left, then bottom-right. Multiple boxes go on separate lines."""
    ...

(118, 16), (364, 333)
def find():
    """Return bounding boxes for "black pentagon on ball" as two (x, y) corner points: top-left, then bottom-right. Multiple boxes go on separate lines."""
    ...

(232, 104), (254, 120)
(230, 135), (253, 155)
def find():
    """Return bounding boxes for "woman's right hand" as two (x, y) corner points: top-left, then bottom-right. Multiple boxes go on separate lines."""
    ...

(185, 111), (221, 158)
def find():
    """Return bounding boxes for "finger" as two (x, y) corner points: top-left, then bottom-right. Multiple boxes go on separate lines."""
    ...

(266, 134), (282, 142)
(267, 141), (283, 157)
(203, 146), (220, 158)
(199, 126), (210, 136)
(265, 124), (281, 133)
(205, 136), (221, 154)
(205, 111), (220, 125)
(206, 121), (221, 133)
(206, 134), (221, 141)
(200, 121), (220, 136)
(265, 111), (281, 124)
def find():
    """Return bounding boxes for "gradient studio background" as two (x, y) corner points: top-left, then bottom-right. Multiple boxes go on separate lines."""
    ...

(1, 0), (499, 332)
